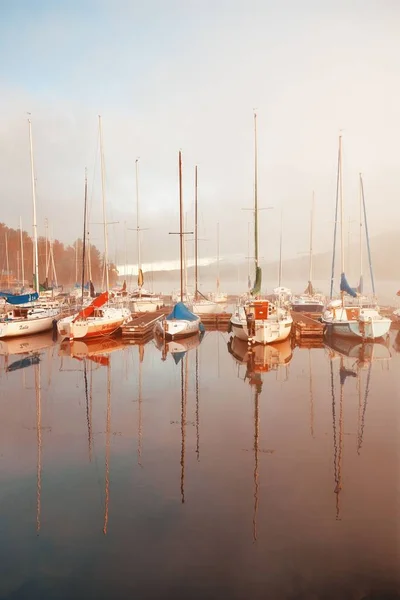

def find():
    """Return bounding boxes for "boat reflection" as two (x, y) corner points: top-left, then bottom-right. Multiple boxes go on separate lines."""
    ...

(327, 335), (391, 521)
(324, 335), (391, 368)
(227, 336), (293, 387)
(59, 336), (126, 365)
(154, 330), (204, 362)
(227, 337), (287, 541)
(0, 331), (56, 373)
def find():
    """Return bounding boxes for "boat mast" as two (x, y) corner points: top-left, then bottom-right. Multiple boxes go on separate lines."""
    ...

(98, 115), (109, 295)
(359, 175), (363, 285)
(359, 173), (375, 296)
(19, 217), (25, 288)
(254, 111), (259, 275)
(81, 169), (88, 300)
(28, 118), (39, 295)
(309, 192), (315, 286)
(278, 209), (283, 287)
(179, 151), (184, 302)
(339, 136), (345, 278)
(135, 158), (141, 291)
(216, 221), (220, 295)
(5, 231), (10, 289)
(194, 165), (198, 299)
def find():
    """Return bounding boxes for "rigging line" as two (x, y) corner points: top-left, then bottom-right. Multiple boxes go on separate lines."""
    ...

(330, 137), (341, 299)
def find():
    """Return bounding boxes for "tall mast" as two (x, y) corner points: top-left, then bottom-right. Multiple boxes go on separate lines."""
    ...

(81, 169), (88, 300)
(19, 217), (25, 287)
(5, 231), (10, 289)
(359, 174), (363, 283)
(247, 221), (251, 289)
(194, 165), (198, 297)
(135, 158), (141, 287)
(28, 118), (39, 294)
(216, 221), (220, 295)
(278, 209), (283, 287)
(98, 115), (109, 294)
(45, 218), (49, 280)
(179, 151), (184, 302)
(309, 192), (315, 284)
(253, 111), (259, 271)
(359, 174), (375, 296)
(339, 136), (344, 275)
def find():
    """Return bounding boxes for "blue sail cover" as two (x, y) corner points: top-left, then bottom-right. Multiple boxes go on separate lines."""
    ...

(166, 302), (199, 322)
(0, 292), (39, 305)
(340, 273), (357, 298)
(356, 275), (364, 294)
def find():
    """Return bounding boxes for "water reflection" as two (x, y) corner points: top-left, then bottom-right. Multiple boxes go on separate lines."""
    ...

(0, 330), (399, 598)
(154, 330), (204, 362)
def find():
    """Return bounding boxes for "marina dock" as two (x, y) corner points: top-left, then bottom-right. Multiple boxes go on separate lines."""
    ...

(121, 308), (169, 340)
(200, 312), (232, 331)
(291, 311), (325, 342)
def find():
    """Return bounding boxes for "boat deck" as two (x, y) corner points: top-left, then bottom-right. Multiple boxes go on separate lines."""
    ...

(121, 308), (170, 340)
(291, 311), (325, 341)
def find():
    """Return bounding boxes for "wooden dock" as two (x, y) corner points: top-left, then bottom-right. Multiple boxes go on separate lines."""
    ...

(291, 311), (325, 341)
(121, 308), (169, 340)
(200, 313), (232, 331)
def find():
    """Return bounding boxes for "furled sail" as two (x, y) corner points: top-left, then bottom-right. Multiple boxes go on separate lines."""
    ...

(340, 273), (357, 298)
(356, 275), (364, 294)
(0, 292), (39, 305)
(72, 291), (108, 322)
(304, 281), (315, 295)
(250, 266), (262, 297)
(138, 268), (144, 288)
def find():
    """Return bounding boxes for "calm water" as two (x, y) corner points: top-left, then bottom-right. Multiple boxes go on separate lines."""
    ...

(0, 329), (399, 599)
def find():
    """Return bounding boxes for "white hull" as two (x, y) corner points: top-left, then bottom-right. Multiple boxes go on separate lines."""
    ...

(132, 299), (160, 313)
(57, 307), (130, 340)
(0, 314), (57, 339)
(154, 317), (200, 340)
(323, 305), (391, 340)
(192, 300), (220, 315)
(230, 319), (292, 344)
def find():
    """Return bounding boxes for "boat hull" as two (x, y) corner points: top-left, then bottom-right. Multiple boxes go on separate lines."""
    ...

(132, 300), (159, 313)
(154, 318), (200, 340)
(57, 307), (130, 340)
(324, 319), (391, 340)
(192, 300), (220, 315)
(0, 314), (57, 339)
(230, 316), (292, 344)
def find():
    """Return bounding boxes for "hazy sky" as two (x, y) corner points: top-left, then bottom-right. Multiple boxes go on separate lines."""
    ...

(0, 0), (399, 272)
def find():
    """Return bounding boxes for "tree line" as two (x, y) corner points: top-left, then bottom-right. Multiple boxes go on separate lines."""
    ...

(0, 222), (118, 290)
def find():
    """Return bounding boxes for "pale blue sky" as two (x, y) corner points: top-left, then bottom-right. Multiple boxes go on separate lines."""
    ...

(0, 0), (399, 273)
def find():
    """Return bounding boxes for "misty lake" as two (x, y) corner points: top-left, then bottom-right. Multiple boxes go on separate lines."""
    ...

(0, 329), (399, 600)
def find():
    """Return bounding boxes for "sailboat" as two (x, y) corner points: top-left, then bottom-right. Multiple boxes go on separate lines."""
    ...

(0, 119), (61, 339)
(130, 158), (162, 313)
(322, 138), (391, 340)
(291, 194), (325, 313)
(230, 112), (293, 345)
(191, 166), (219, 315)
(58, 119), (130, 341)
(155, 152), (202, 341)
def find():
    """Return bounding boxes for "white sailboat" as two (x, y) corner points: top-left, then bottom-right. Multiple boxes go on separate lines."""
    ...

(155, 151), (202, 341)
(130, 158), (162, 313)
(191, 166), (219, 315)
(58, 121), (130, 341)
(230, 112), (292, 345)
(323, 139), (390, 340)
(291, 193), (325, 313)
(0, 118), (61, 339)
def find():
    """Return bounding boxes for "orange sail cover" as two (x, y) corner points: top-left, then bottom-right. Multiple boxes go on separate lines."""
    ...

(73, 291), (108, 323)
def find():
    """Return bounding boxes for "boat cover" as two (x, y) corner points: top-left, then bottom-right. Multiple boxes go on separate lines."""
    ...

(251, 266), (262, 296)
(304, 281), (315, 295)
(0, 292), (39, 305)
(340, 273), (357, 298)
(166, 302), (198, 322)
